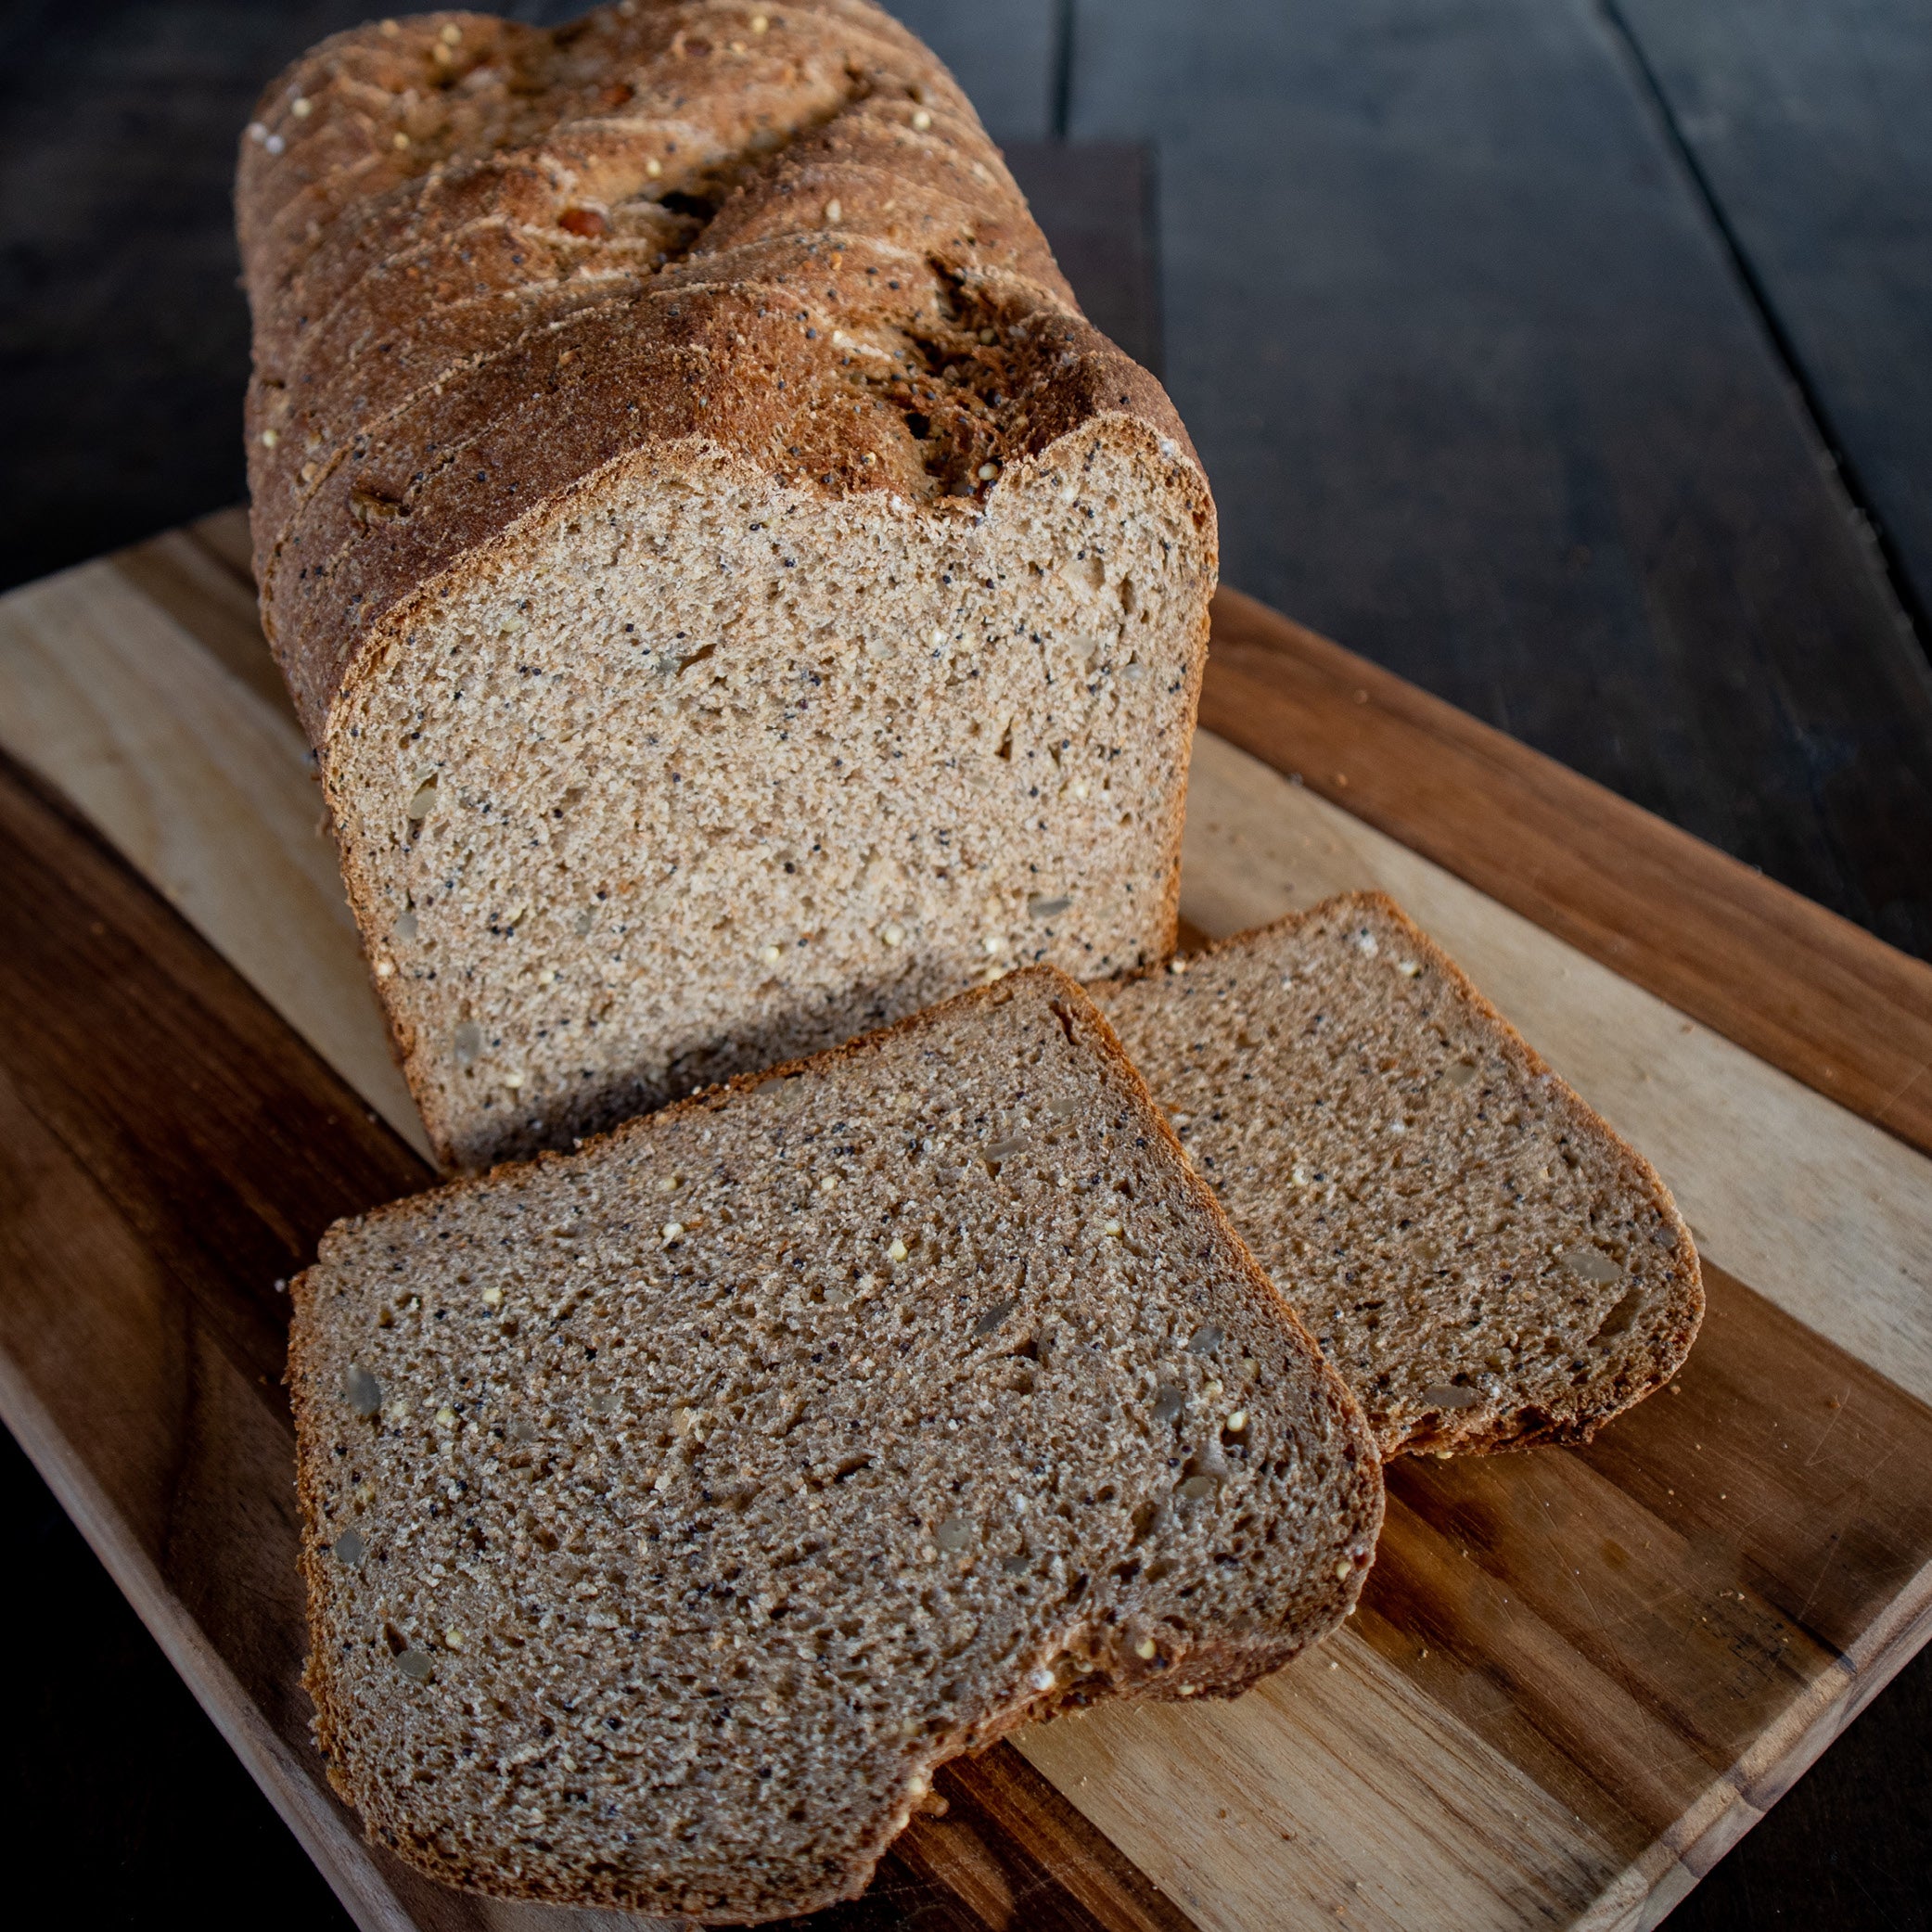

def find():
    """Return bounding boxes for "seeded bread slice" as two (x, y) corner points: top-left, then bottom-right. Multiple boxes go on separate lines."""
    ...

(289, 966), (1382, 1922)
(1091, 895), (1704, 1457)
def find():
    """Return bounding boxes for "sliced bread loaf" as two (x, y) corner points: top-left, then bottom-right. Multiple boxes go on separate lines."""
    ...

(1091, 894), (1704, 1457)
(237, 3), (1217, 1171)
(289, 966), (1381, 1921)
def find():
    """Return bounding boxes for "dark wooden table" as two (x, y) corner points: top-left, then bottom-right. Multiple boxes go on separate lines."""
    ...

(2, 2), (1927, 1925)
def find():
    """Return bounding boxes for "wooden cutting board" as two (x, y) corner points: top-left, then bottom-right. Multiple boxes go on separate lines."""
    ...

(2, 510), (1929, 1932)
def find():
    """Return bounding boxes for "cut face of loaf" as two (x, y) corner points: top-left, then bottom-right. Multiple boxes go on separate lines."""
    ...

(338, 429), (1209, 1171)
(1092, 895), (1705, 1457)
(289, 968), (1381, 1922)
(237, 3), (1217, 1171)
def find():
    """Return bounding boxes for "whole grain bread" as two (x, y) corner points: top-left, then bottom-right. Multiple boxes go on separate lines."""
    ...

(1091, 895), (1704, 1457)
(237, 3), (1217, 1172)
(289, 966), (1382, 1921)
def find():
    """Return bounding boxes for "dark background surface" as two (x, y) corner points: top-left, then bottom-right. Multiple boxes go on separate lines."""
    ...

(2, 1), (1929, 1926)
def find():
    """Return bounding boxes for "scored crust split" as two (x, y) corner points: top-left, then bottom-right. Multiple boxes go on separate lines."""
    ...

(237, 2), (1218, 1172)
(1094, 894), (1706, 1458)
(289, 967), (1382, 1921)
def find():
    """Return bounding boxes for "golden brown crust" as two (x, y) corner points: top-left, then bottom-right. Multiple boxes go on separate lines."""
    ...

(237, 1), (1201, 748)
(290, 964), (1382, 1915)
(1104, 892), (1707, 1458)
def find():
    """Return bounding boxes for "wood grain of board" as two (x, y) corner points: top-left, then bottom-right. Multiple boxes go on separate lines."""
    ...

(2, 530), (1930, 1932)
(0, 536), (425, 1155)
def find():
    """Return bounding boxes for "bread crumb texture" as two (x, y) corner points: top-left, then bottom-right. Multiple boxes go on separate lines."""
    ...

(237, 1), (1216, 1171)
(1094, 895), (1705, 1458)
(289, 970), (1380, 1920)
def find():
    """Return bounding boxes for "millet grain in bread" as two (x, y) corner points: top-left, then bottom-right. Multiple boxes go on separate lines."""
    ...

(290, 967), (1382, 1921)
(238, 3), (1217, 1171)
(1092, 894), (1704, 1458)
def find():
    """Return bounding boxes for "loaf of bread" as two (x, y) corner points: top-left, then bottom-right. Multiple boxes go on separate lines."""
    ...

(290, 967), (1381, 1920)
(237, 3), (1217, 1172)
(1092, 895), (1704, 1456)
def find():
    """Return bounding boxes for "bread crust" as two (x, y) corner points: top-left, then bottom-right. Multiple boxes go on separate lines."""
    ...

(1104, 892), (1707, 1457)
(237, 2), (1209, 749)
(289, 965), (1382, 1917)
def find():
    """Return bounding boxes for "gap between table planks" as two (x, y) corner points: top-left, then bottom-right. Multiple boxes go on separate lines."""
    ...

(0, 512), (1927, 1932)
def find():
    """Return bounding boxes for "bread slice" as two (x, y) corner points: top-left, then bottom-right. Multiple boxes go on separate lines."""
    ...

(237, 3), (1217, 1171)
(1090, 895), (1704, 1457)
(290, 966), (1382, 1921)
